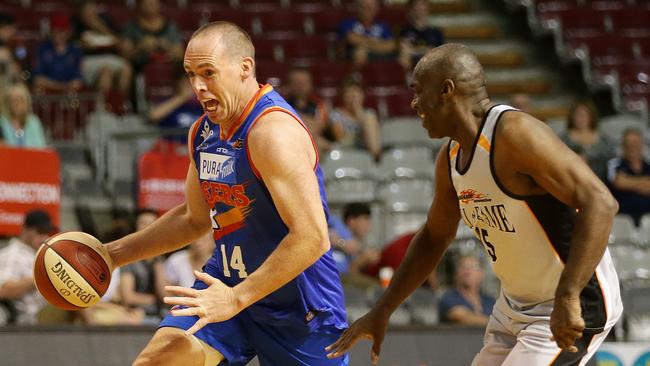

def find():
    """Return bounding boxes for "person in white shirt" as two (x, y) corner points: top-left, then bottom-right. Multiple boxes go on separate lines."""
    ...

(165, 232), (214, 288)
(0, 210), (53, 324)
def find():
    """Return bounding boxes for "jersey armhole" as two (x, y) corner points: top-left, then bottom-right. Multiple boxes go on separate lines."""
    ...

(245, 107), (320, 180)
(187, 114), (206, 160)
(446, 139), (456, 193)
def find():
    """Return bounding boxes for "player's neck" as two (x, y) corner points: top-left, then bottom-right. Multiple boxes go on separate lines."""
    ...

(454, 98), (493, 152)
(221, 80), (262, 132)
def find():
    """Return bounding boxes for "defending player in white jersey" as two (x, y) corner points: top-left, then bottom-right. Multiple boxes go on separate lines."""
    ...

(326, 43), (623, 366)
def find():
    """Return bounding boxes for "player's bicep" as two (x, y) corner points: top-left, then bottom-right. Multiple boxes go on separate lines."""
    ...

(248, 113), (328, 242)
(424, 142), (461, 242)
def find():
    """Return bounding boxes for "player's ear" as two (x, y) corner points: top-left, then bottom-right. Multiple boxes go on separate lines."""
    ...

(241, 56), (254, 80)
(441, 79), (454, 97)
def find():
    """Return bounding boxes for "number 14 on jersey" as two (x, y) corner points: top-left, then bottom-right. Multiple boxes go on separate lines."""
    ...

(220, 244), (248, 278)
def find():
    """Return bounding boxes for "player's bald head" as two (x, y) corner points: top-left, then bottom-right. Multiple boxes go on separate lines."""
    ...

(190, 21), (255, 63)
(413, 43), (486, 95)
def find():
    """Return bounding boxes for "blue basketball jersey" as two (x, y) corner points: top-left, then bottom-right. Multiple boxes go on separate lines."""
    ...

(189, 84), (347, 332)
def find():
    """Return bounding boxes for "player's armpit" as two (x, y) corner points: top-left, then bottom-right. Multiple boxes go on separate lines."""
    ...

(233, 111), (329, 308)
(494, 112), (617, 212)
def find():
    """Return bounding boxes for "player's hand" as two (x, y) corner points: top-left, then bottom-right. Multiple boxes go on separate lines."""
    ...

(550, 295), (584, 353)
(325, 308), (390, 365)
(164, 271), (242, 335)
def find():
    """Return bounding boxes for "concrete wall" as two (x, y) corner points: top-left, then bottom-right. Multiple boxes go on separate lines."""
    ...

(0, 325), (484, 366)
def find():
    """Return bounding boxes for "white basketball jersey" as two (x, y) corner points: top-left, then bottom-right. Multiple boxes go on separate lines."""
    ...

(448, 105), (622, 330)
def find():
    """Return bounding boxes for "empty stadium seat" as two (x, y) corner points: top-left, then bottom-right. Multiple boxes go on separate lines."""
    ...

(600, 114), (646, 143)
(360, 61), (407, 88)
(379, 179), (433, 213)
(310, 61), (353, 89)
(640, 214), (650, 246)
(380, 118), (439, 148)
(279, 37), (332, 63)
(379, 148), (435, 180)
(254, 9), (307, 36)
(255, 61), (290, 85)
(609, 214), (640, 246)
(321, 148), (376, 179)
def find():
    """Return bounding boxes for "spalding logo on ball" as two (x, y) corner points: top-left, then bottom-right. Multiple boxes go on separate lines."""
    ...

(33, 232), (113, 310)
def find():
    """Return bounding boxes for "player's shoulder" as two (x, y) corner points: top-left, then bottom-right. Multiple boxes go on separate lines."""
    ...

(497, 109), (554, 143)
(250, 109), (307, 142)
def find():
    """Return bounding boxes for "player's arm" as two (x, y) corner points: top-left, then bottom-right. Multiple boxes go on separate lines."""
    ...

(231, 111), (331, 309)
(107, 122), (212, 268)
(497, 112), (619, 350)
(0, 278), (36, 299)
(326, 143), (461, 363)
(364, 143), (460, 316)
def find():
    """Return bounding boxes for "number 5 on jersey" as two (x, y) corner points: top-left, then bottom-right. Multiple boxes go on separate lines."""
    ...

(474, 227), (497, 262)
(220, 245), (248, 278)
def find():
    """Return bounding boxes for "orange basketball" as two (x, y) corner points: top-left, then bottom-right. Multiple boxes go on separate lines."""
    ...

(33, 232), (113, 310)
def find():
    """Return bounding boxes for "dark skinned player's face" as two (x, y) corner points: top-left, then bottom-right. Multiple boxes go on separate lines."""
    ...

(410, 71), (448, 139)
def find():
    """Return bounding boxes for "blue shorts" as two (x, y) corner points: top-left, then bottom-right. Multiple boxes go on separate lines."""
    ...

(159, 284), (349, 366)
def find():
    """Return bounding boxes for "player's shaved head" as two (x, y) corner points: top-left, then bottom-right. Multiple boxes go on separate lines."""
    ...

(190, 21), (255, 62)
(414, 43), (486, 98)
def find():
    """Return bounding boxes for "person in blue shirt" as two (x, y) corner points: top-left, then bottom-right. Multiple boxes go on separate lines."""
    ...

(33, 14), (83, 93)
(438, 254), (495, 326)
(106, 21), (347, 366)
(607, 128), (650, 226)
(398, 0), (444, 71)
(148, 64), (203, 144)
(337, 0), (396, 68)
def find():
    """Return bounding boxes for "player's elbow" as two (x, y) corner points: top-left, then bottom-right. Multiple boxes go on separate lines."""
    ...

(596, 190), (619, 217)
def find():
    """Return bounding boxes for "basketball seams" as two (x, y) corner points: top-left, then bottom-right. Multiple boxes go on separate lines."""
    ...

(46, 231), (113, 270)
(33, 243), (83, 310)
(48, 242), (107, 296)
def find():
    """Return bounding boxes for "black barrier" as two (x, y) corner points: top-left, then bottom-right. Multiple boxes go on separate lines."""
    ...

(0, 325), (484, 366)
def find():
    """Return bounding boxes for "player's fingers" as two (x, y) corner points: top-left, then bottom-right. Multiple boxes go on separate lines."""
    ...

(185, 318), (207, 336)
(171, 306), (202, 317)
(370, 335), (384, 365)
(163, 296), (199, 307)
(165, 285), (199, 297)
(326, 330), (363, 358)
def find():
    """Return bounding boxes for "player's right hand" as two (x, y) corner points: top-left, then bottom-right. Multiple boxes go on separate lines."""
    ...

(325, 308), (390, 365)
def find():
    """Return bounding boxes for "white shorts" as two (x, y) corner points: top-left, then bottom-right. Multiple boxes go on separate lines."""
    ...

(471, 294), (619, 366)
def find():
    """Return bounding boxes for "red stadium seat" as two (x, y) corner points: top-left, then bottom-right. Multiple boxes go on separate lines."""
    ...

(559, 9), (607, 37)
(608, 8), (650, 35)
(255, 61), (290, 85)
(310, 61), (353, 89)
(566, 34), (638, 59)
(253, 9), (307, 36)
(206, 9), (255, 34)
(360, 61), (407, 88)
(384, 89), (416, 118)
(377, 6), (408, 28)
(251, 37), (281, 61)
(143, 60), (176, 101)
(280, 37), (332, 63)
(307, 8), (351, 35)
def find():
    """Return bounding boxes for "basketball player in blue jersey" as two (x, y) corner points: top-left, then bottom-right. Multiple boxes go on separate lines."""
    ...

(327, 43), (622, 366)
(105, 21), (348, 366)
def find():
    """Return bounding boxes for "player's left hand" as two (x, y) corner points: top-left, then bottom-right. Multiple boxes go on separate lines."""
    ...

(550, 295), (584, 353)
(164, 270), (242, 335)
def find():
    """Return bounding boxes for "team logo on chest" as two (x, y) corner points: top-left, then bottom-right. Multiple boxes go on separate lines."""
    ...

(200, 152), (236, 183)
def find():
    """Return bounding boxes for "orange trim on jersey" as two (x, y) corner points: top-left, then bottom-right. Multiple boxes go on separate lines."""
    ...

(188, 114), (206, 156)
(245, 106), (320, 180)
(546, 350), (562, 366)
(449, 143), (460, 158)
(523, 202), (563, 265)
(478, 135), (491, 152)
(220, 84), (273, 141)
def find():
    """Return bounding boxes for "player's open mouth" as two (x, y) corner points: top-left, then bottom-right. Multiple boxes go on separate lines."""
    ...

(203, 99), (219, 112)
